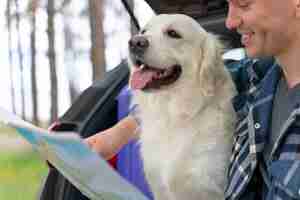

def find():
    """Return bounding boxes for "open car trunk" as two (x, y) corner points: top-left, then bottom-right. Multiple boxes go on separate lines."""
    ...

(39, 1), (241, 200)
(143, 0), (241, 47)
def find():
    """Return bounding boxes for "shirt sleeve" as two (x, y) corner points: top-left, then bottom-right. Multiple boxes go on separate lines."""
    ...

(268, 160), (300, 199)
(267, 116), (300, 200)
(129, 103), (141, 127)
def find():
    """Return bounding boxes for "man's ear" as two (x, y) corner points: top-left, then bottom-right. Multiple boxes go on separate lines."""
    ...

(198, 33), (225, 96)
(294, 0), (300, 18)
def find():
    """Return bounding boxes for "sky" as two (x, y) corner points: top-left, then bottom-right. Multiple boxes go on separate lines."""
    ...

(0, 0), (154, 122)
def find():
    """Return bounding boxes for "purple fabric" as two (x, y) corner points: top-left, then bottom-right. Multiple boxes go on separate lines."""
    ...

(117, 86), (153, 199)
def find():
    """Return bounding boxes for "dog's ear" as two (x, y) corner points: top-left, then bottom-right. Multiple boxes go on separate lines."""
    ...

(198, 34), (226, 96)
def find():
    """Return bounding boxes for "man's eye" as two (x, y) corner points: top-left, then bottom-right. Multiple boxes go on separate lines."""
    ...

(239, 3), (250, 8)
(166, 29), (182, 39)
(238, 0), (251, 9)
(229, 0), (251, 9)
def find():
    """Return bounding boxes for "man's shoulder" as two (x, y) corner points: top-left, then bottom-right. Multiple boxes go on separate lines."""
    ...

(224, 57), (276, 93)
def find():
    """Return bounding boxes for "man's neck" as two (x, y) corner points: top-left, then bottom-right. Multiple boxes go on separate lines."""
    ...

(276, 42), (300, 89)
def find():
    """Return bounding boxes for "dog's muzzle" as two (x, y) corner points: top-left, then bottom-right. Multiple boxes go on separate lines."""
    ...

(129, 35), (182, 91)
(129, 35), (149, 56)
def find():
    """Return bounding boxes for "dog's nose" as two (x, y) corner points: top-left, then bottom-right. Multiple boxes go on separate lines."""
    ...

(129, 35), (149, 54)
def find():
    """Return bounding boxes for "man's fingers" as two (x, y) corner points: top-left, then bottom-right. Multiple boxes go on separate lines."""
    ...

(84, 137), (96, 147)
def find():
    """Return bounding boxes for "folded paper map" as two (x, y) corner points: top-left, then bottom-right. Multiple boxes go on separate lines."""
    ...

(0, 108), (149, 200)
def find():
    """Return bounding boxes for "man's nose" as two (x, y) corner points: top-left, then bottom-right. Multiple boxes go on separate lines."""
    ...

(225, 5), (242, 30)
(128, 35), (149, 55)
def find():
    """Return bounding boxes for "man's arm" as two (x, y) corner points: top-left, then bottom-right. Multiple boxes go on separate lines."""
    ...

(85, 116), (139, 160)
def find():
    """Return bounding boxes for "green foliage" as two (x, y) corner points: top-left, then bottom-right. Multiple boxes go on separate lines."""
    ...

(0, 151), (48, 200)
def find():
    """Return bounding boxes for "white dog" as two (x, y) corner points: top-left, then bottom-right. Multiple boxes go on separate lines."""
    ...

(128, 14), (236, 200)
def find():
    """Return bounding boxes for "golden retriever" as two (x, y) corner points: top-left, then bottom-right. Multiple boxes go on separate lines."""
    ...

(128, 14), (236, 200)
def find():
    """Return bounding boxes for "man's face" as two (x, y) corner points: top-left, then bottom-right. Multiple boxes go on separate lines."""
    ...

(226, 0), (296, 58)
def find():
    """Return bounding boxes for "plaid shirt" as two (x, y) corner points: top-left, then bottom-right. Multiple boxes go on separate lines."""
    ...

(225, 58), (300, 200)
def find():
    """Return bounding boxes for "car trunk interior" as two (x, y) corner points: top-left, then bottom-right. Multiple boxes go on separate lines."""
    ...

(141, 0), (241, 48)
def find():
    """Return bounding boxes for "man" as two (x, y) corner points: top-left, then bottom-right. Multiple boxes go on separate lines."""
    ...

(224, 0), (300, 199)
(86, 0), (300, 199)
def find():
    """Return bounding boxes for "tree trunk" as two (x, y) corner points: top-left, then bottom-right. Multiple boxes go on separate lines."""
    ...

(47, 0), (58, 123)
(88, 0), (106, 81)
(6, 0), (16, 114)
(63, 14), (80, 103)
(30, 0), (39, 125)
(14, 0), (26, 119)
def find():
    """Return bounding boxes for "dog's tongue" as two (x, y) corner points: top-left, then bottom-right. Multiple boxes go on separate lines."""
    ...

(130, 67), (156, 89)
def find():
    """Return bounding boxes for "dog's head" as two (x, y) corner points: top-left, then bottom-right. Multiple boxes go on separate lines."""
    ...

(129, 14), (226, 96)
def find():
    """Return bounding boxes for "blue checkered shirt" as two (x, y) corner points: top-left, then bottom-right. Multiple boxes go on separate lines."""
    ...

(225, 58), (300, 200)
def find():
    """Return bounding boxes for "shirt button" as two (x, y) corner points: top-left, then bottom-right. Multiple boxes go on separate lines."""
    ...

(254, 123), (261, 129)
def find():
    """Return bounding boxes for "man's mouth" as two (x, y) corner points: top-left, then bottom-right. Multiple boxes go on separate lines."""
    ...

(130, 59), (182, 90)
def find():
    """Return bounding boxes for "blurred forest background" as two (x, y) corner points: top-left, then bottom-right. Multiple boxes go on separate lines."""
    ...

(1, 0), (153, 126)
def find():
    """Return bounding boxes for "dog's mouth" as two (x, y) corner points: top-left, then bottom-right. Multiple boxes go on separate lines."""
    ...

(130, 60), (182, 90)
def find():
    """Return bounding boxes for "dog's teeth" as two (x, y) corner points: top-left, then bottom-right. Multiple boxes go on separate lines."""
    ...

(140, 64), (145, 69)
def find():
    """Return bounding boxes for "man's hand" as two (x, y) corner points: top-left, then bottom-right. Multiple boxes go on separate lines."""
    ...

(85, 129), (122, 160)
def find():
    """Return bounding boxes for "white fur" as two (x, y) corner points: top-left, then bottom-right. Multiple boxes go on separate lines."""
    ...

(129, 14), (237, 200)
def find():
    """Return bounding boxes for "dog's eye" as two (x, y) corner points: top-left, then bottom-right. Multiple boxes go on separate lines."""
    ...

(166, 29), (182, 39)
(141, 29), (146, 34)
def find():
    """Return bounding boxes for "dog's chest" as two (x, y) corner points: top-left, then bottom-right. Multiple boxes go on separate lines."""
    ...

(135, 92), (235, 199)
(139, 111), (233, 200)
(140, 125), (199, 197)
(141, 139), (184, 200)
